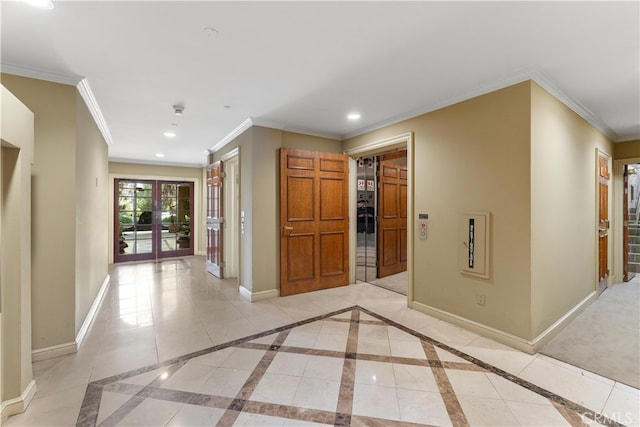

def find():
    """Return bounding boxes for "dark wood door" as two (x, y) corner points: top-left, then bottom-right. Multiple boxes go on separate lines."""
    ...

(207, 161), (224, 278)
(280, 148), (349, 296)
(598, 153), (609, 294)
(377, 152), (408, 278)
(115, 179), (194, 263)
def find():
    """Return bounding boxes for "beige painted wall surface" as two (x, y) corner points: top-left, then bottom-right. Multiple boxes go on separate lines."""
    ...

(109, 162), (202, 179)
(109, 161), (205, 256)
(613, 139), (640, 160)
(0, 85), (34, 404)
(75, 92), (109, 334)
(2, 74), (78, 350)
(530, 82), (613, 338)
(282, 131), (342, 153)
(250, 126), (282, 294)
(344, 82), (533, 339)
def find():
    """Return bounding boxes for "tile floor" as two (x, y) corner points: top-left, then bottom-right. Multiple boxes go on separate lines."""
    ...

(5, 256), (640, 427)
(367, 271), (408, 296)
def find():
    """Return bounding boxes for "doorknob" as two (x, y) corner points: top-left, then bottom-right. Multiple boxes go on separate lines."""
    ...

(282, 225), (293, 231)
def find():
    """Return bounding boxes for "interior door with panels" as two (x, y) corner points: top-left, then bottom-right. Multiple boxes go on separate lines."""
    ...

(377, 152), (408, 278)
(280, 148), (349, 296)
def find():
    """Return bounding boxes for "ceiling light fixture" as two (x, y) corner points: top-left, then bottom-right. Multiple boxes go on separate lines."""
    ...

(155, 153), (165, 158)
(347, 112), (361, 121)
(204, 27), (219, 38)
(22, 0), (54, 9)
(163, 131), (176, 138)
(173, 105), (184, 116)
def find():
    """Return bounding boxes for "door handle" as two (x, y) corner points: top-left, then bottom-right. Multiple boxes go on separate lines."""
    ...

(282, 225), (293, 231)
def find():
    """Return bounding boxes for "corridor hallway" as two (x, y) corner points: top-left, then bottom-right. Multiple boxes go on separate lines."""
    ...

(6, 257), (639, 426)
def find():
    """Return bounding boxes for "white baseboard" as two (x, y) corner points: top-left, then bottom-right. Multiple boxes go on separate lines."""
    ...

(31, 341), (77, 362)
(411, 291), (597, 354)
(239, 286), (279, 302)
(529, 291), (598, 351)
(411, 301), (536, 354)
(32, 274), (110, 362)
(0, 380), (37, 422)
(75, 274), (110, 348)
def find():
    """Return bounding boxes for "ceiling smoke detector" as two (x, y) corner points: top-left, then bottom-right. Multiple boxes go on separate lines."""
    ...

(173, 105), (184, 116)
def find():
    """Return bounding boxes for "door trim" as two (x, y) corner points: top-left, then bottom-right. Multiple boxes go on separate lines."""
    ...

(596, 148), (611, 294)
(613, 156), (640, 284)
(223, 154), (240, 278)
(345, 132), (414, 306)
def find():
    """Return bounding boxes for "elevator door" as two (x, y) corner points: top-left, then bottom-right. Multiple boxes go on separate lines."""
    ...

(356, 157), (377, 283)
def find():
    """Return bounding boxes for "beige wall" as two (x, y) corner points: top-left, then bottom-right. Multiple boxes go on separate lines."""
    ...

(1, 85), (35, 416)
(108, 162), (205, 258)
(212, 127), (342, 296)
(251, 127), (282, 294)
(2, 74), (78, 350)
(530, 82), (614, 338)
(75, 92), (109, 334)
(344, 82), (533, 339)
(282, 131), (342, 153)
(613, 139), (640, 160)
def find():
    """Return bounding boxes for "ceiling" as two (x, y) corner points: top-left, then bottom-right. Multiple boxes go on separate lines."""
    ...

(2, 1), (638, 167)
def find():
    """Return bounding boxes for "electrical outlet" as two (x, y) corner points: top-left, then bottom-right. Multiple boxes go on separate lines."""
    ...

(476, 293), (486, 306)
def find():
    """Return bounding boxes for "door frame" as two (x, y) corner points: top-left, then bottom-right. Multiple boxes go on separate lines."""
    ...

(612, 156), (640, 284)
(596, 150), (610, 295)
(108, 173), (200, 264)
(344, 132), (414, 305)
(221, 148), (240, 278)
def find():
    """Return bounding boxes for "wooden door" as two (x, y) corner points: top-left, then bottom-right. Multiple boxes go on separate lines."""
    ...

(280, 148), (349, 296)
(207, 161), (224, 278)
(598, 153), (609, 294)
(377, 152), (408, 278)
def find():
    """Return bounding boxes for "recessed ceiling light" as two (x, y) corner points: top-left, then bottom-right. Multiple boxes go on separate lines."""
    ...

(155, 153), (165, 158)
(22, 0), (54, 9)
(163, 131), (176, 138)
(347, 113), (361, 121)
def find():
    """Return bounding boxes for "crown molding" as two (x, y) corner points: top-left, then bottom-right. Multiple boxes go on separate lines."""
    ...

(109, 157), (203, 168)
(529, 70), (619, 141)
(209, 118), (254, 154)
(209, 116), (343, 156)
(77, 78), (113, 146)
(0, 63), (82, 86)
(342, 67), (619, 143)
(0, 64), (115, 146)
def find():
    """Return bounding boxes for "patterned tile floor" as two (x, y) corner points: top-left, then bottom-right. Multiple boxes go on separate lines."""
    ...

(5, 257), (639, 427)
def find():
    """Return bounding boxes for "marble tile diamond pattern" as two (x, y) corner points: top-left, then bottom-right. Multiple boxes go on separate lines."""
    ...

(76, 307), (623, 427)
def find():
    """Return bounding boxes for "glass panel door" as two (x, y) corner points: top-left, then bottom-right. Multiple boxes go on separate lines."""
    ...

(115, 179), (194, 262)
(159, 181), (193, 256)
(116, 180), (155, 261)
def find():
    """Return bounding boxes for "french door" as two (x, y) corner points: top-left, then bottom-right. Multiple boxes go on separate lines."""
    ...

(206, 162), (223, 278)
(114, 179), (194, 262)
